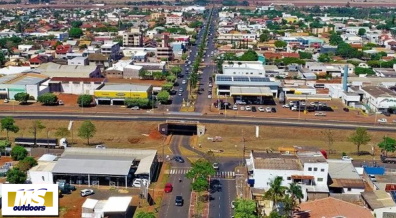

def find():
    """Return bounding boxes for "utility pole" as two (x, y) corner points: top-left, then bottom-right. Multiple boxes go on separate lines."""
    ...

(241, 129), (245, 166)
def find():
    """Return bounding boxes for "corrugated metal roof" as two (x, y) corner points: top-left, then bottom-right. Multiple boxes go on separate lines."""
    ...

(52, 158), (132, 176)
(327, 160), (361, 180)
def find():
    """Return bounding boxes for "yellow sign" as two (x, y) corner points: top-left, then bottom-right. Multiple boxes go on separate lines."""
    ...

(94, 91), (148, 99)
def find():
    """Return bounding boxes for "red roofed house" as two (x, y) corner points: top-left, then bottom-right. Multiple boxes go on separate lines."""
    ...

(29, 55), (53, 68)
(55, 44), (72, 55)
(166, 15), (183, 25)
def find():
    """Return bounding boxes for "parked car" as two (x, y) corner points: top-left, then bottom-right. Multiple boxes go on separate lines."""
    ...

(258, 107), (265, 112)
(282, 104), (290, 108)
(58, 100), (64, 105)
(3, 98), (8, 103)
(240, 106), (245, 111)
(208, 95), (212, 99)
(310, 102), (319, 106)
(164, 183), (173, 193)
(265, 107), (272, 113)
(343, 108), (349, 112)
(378, 118), (388, 123)
(342, 156), (353, 161)
(233, 105), (238, 110)
(175, 196), (184, 206)
(252, 106), (257, 112)
(132, 179), (147, 187)
(80, 189), (94, 197)
(178, 92), (182, 96)
(182, 80), (186, 84)
(315, 112), (326, 116)
(383, 112), (391, 117)
(231, 201), (235, 209)
(131, 106), (140, 110)
(245, 106), (251, 111)
(235, 100), (246, 105)
(96, 145), (106, 149)
(173, 156), (185, 163)
(271, 108), (276, 113)
(369, 174), (377, 182)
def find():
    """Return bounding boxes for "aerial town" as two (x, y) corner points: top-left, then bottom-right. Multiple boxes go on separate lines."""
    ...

(1, 1), (396, 218)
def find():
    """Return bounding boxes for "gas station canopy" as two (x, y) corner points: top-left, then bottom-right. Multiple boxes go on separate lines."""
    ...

(230, 86), (273, 96)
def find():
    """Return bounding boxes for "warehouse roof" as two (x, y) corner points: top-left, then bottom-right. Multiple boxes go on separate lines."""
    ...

(327, 159), (361, 180)
(102, 197), (132, 213)
(52, 148), (156, 176)
(97, 83), (152, 92)
(215, 75), (280, 87)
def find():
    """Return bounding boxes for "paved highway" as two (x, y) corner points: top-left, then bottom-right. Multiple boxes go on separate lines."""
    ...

(2, 111), (395, 132)
(159, 135), (192, 218)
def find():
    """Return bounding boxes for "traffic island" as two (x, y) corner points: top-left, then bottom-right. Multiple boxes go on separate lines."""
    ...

(188, 191), (209, 218)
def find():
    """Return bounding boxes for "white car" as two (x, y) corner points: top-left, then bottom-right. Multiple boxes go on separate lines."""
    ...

(233, 105), (238, 110)
(265, 107), (272, 113)
(131, 106), (140, 110)
(245, 106), (251, 111)
(240, 106), (245, 111)
(133, 179), (148, 188)
(282, 104), (290, 108)
(208, 95), (212, 99)
(96, 145), (106, 149)
(378, 118), (388, 123)
(182, 80), (186, 84)
(315, 112), (326, 116)
(212, 163), (219, 170)
(342, 156), (353, 161)
(258, 107), (265, 112)
(80, 189), (94, 197)
(231, 201), (235, 209)
(3, 98), (9, 103)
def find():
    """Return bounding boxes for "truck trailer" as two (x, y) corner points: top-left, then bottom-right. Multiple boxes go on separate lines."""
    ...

(381, 155), (396, 163)
(14, 137), (68, 148)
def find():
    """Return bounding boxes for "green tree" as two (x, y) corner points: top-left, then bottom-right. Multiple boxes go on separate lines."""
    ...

(77, 95), (93, 107)
(348, 127), (371, 155)
(71, 21), (83, 28)
(54, 127), (70, 138)
(124, 98), (150, 107)
(189, 72), (198, 94)
(186, 158), (215, 192)
(378, 136), (396, 156)
(0, 52), (5, 66)
(1, 117), (19, 141)
(135, 212), (156, 218)
(264, 176), (287, 211)
(318, 53), (331, 63)
(29, 120), (46, 147)
(18, 156), (37, 171)
(157, 90), (170, 104)
(161, 83), (174, 91)
(358, 28), (366, 36)
(181, 53), (188, 60)
(78, 120), (96, 145)
(170, 66), (182, 76)
(69, 27), (83, 38)
(329, 33), (343, 45)
(37, 93), (58, 105)
(298, 52), (312, 59)
(234, 199), (258, 218)
(11, 145), (28, 161)
(259, 31), (270, 42)
(239, 49), (258, 61)
(6, 168), (27, 184)
(14, 92), (29, 104)
(267, 211), (284, 218)
(274, 40), (287, 49)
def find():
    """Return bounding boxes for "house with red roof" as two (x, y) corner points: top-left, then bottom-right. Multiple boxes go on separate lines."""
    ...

(55, 45), (72, 55)
(29, 55), (53, 68)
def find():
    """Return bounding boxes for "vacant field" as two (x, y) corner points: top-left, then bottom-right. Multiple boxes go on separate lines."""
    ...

(5, 120), (396, 159)
(196, 124), (396, 159)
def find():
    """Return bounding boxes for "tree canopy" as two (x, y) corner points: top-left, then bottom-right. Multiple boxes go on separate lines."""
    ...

(329, 33), (343, 46)
(234, 199), (258, 218)
(348, 127), (371, 155)
(1, 117), (19, 141)
(239, 49), (258, 61)
(358, 28), (366, 36)
(11, 145), (28, 161)
(157, 91), (170, 104)
(14, 92), (29, 104)
(69, 27), (83, 38)
(37, 93), (58, 105)
(78, 120), (96, 145)
(378, 136), (396, 156)
(6, 168), (26, 184)
(186, 159), (215, 192)
(274, 40), (287, 49)
(77, 95), (93, 107)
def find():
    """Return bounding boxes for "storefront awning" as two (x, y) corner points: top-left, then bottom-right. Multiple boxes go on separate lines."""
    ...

(286, 94), (332, 101)
(291, 175), (314, 180)
(230, 86), (273, 96)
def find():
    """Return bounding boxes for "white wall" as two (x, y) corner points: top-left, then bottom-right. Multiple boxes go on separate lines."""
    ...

(26, 84), (39, 100)
(253, 169), (303, 189)
(342, 187), (364, 194)
(303, 162), (328, 185)
(61, 82), (102, 95)
(374, 207), (396, 218)
(29, 171), (54, 184)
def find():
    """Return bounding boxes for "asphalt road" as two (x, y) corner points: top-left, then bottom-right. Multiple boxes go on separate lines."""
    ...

(159, 135), (192, 218)
(170, 9), (213, 112)
(209, 160), (238, 218)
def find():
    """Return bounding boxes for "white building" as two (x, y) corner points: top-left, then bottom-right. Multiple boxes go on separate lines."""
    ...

(48, 77), (106, 95)
(343, 26), (370, 35)
(166, 15), (183, 25)
(28, 154), (58, 184)
(361, 86), (396, 112)
(68, 57), (89, 66)
(247, 150), (329, 201)
(101, 42), (120, 60)
(222, 61), (265, 76)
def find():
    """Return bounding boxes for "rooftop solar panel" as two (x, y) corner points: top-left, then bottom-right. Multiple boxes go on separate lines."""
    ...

(233, 77), (249, 82)
(250, 77), (269, 82)
(216, 76), (232, 81)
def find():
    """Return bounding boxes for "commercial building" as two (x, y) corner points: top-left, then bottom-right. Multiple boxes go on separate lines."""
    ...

(222, 61), (266, 77)
(101, 42), (120, 60)
(123, 28), (143, 47)
(278, 36), (325, 48)
(166, 15), (183, 25)
(48, 77), (106, 95)
(327, 159), (365, 194)
(362, 191), (396, 218)
(215, 74), (281, 102)
(94, 83), (153, 105)
(247, 150), (329, 202)
(361, 86), (396, 112)
(30, 147), (158, 188)
(217, 33), (257, 43)
(156, 35), (174, 61)
(0, 73), (49, 100)
(35, 62), (102, 78)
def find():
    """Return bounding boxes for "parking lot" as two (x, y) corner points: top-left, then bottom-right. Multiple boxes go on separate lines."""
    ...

(206, 98), (396, 124)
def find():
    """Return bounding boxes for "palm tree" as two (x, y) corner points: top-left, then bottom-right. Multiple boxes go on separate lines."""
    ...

(288, 183), (303, 203)
(264, 176), (287, 211)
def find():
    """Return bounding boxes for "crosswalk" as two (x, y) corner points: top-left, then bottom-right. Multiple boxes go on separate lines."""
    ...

(168, 168), (235, 178)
